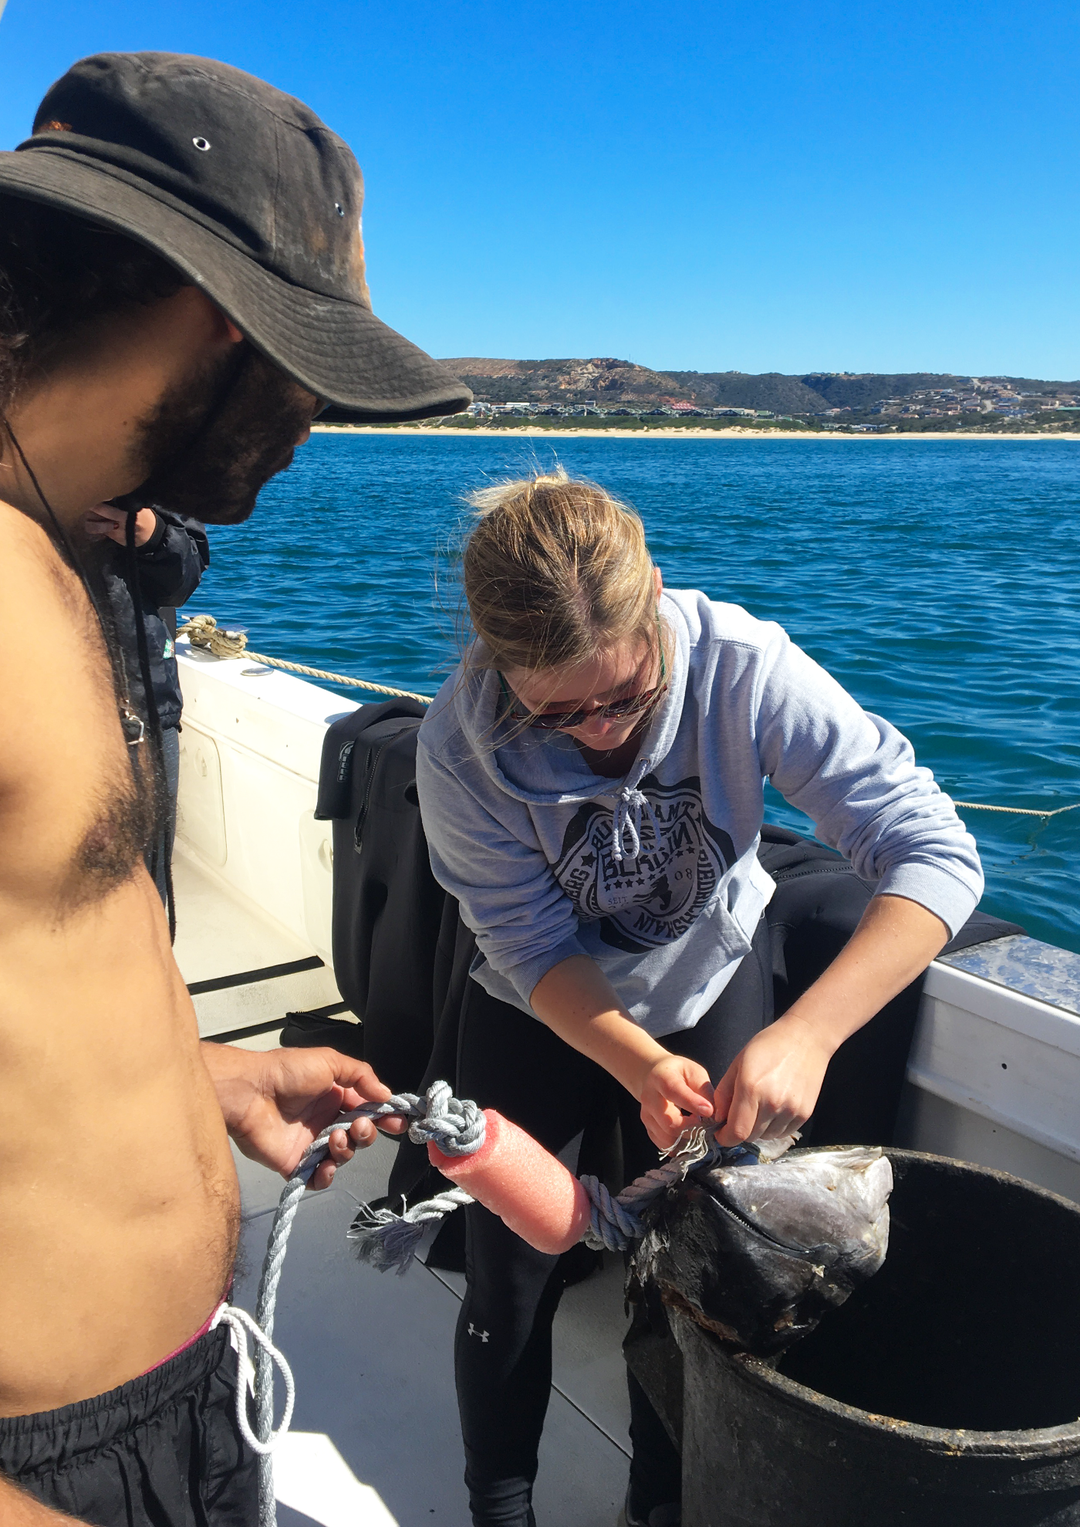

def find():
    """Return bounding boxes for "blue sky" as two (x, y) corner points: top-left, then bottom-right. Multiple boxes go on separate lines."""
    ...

(1, 1), (1076, 378)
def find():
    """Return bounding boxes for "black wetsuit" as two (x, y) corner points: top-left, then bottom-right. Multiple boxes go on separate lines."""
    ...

(100, 510), (210, 733)
(100, 511), (209, 902)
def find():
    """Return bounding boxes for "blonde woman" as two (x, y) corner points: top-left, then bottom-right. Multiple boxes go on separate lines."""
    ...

(415, 470), (982, 1527)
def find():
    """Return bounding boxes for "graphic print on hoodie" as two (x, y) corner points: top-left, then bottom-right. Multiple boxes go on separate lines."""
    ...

(554, 776), (737, 953)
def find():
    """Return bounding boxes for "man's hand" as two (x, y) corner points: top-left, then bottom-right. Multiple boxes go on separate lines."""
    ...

(200, 1044), (408, 1190)
(639, 1054), (714, 1150)
(83, 503), (157, 546)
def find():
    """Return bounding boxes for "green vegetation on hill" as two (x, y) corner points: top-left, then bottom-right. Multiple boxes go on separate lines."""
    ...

(664, 371), (827, 412)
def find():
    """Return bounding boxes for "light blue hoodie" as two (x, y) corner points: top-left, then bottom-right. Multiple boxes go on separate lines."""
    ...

(416, 590), (983, 1039)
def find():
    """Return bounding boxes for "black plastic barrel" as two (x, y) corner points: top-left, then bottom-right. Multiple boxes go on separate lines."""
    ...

(669, 1150), (1080, 1527)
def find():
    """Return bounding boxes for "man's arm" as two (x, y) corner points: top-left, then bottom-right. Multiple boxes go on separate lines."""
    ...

(84, 504), (209, 607)
(200, 1043), (407, 1191)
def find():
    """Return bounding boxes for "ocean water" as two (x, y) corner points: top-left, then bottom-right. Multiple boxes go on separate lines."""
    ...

(193, 434), (1080, 953)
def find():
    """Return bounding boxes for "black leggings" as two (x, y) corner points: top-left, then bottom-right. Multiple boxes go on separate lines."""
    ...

(454, 919), (774, 1526)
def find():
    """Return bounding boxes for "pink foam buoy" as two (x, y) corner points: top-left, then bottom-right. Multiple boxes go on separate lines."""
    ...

(428, 1109), (592, 1255)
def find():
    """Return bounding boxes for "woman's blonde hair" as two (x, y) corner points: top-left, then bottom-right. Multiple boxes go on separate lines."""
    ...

(462, 467), (659, 676)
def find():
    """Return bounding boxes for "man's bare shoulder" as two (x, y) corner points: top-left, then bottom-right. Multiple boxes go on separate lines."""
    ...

(0, 498), (104, 728)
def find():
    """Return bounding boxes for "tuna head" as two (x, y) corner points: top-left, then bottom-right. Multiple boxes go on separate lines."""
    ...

(632, 1146), (893, 1356)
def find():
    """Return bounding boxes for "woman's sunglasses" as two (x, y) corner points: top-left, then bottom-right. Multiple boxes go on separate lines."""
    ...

(500, 648), (668, 731)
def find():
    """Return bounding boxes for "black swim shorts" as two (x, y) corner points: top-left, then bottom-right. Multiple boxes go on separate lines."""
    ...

(0, 1324), (258, 1526)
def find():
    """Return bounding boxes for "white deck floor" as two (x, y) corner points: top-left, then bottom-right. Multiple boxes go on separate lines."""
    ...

(174, 848), (345, 1042)
(173, 845), (632, 1527)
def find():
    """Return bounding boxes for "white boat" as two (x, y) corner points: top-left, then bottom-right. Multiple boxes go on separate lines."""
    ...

(173, 637), (1080, 1527)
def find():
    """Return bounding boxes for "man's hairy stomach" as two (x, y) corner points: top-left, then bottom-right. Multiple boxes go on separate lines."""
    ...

(0, 875), (239, 1414)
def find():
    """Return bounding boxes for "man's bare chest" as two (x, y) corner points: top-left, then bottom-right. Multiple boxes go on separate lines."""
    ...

(0, 517), (153, 910)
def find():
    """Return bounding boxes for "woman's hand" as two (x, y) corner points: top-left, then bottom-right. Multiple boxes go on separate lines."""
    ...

(708, 894), (950, 1146)
(639, 1053), (715, 1150)
(710, 1012), (833, 1145)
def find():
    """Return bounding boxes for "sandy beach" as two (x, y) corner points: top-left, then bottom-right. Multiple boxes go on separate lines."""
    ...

(314, 425), (1080, 442)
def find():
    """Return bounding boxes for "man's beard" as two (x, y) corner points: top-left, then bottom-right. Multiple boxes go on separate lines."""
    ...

(128, 345), (317, 525)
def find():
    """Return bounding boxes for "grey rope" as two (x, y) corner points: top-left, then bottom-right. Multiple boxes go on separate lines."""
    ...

(579, 1131), (762, 1251)
(345, 1110), (763, 1272)
(247, 1084), (483, 1526)
(348, 1187), (475, 1274)
(580, 1160), (697, 1251)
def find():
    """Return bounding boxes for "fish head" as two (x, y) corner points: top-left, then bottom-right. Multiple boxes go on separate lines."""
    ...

(631, 1146), (893, 1356)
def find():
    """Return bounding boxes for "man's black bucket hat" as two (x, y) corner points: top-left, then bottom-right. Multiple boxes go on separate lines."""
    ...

(0, 52), (470, 423)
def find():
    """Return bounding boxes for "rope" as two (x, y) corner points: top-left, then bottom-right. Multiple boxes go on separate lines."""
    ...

(343, 1097), (764, 1271)
(579, 1133), (762, 1252)
(179, 620), (1080, 822)
(954, 800), (1080, 820)
(178, 614), (434, 703)
(349, 1188), (475, 1274)
(246, 1085), (483, 1525)
(179, 618), (1080, 821)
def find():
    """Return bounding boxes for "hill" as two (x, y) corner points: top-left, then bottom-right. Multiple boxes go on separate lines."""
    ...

(441, 357), (698, 408)
(439, 359), (1078, 414)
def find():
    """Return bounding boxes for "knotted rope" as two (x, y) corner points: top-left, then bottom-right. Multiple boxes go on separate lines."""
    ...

(243, 1084), (481, 1526)
(580, 1132), (762, 1251)
(341, 1096), (766, 1271)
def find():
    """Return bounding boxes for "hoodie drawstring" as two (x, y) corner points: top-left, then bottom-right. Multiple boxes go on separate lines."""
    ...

(612, 786), (662, 865)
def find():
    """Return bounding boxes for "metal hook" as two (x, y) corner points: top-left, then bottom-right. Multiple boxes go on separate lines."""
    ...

(119, 705), (145, 746)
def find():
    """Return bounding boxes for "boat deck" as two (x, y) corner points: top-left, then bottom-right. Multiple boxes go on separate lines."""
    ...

(175, 844), (632, 1527)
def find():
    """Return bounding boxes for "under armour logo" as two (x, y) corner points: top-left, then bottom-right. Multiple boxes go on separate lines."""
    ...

(468, 1323), (489, 1343)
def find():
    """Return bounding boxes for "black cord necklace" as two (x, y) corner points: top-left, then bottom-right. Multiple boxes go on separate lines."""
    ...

(2, 418), (147, 744)
(1, 418), (176, 937)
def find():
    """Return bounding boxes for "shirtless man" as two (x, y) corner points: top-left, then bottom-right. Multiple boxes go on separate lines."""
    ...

(0, 52), (468, 1525)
